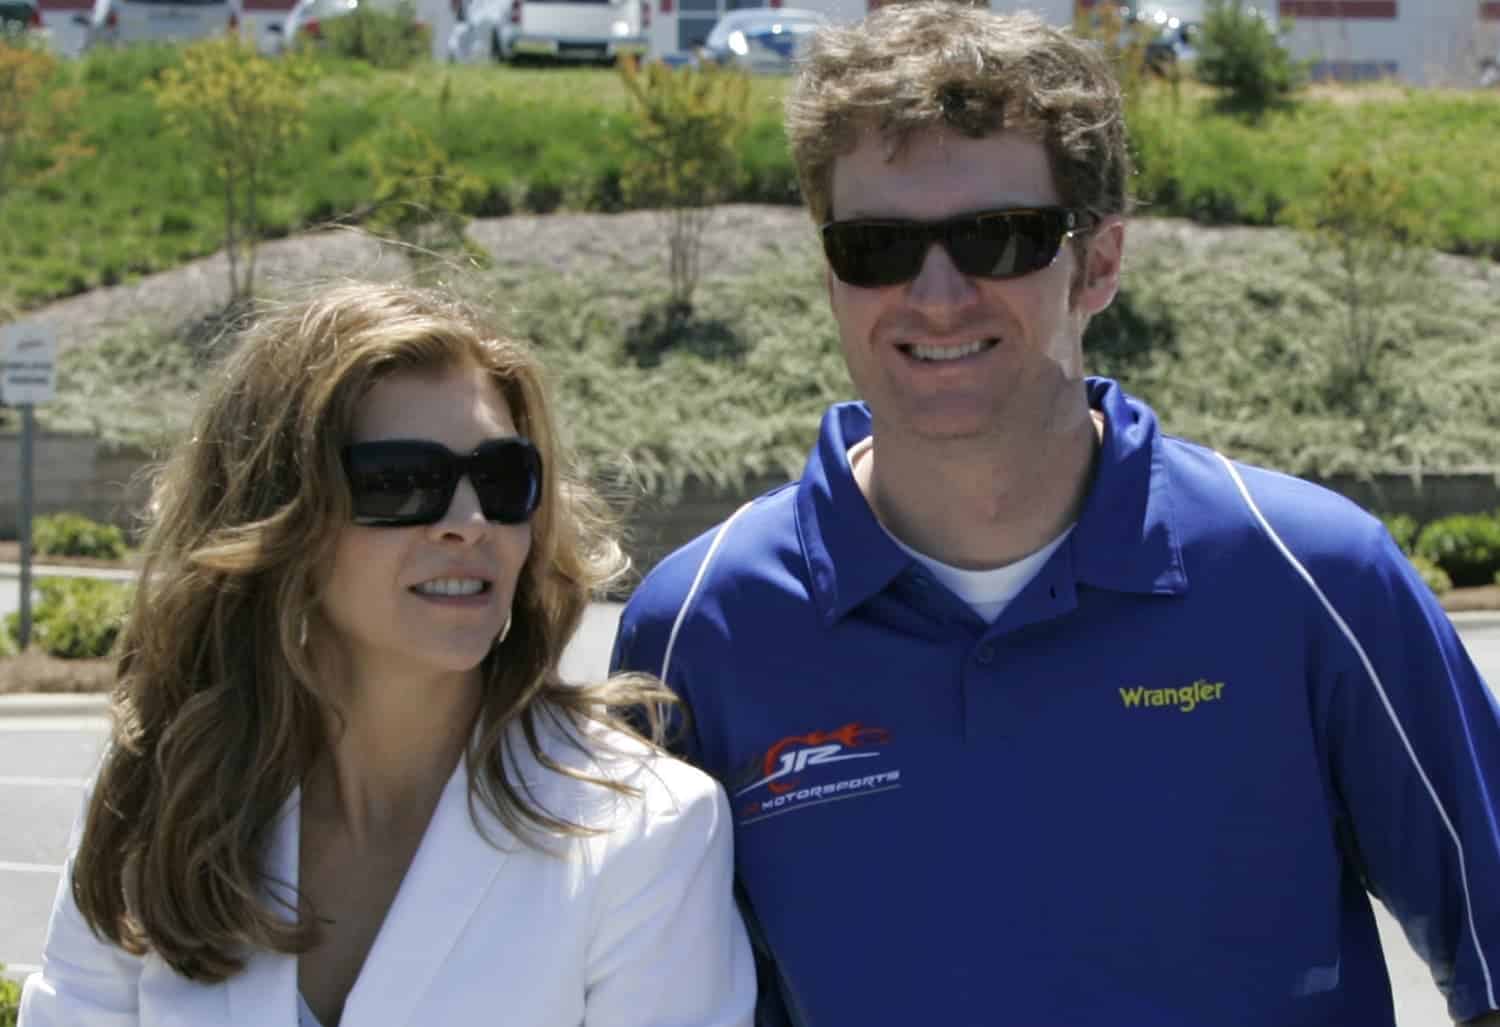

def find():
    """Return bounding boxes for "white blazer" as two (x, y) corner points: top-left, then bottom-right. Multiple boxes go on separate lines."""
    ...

(20, 714), (755, 1027)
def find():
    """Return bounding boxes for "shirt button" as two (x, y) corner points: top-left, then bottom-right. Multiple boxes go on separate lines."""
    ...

(975, 643), (995, 665)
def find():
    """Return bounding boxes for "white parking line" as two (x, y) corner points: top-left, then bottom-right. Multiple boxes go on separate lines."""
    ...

(0, 776), (88, 788)
(0, 861), (62, 875)
(1, 962), (40, 976)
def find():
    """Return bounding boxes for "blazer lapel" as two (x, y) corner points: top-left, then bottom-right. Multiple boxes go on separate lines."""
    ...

(338, 755), (514, 1027)
(227, 790), (301, 1027)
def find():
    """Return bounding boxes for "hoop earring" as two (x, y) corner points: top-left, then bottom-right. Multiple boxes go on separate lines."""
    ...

(298, 613), (309, 649)
(496, 615), (512, 646)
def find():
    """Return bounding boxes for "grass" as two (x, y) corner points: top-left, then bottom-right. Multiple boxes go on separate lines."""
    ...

(1130, 82), (1500, 255)
(1, 53), (1498, 311)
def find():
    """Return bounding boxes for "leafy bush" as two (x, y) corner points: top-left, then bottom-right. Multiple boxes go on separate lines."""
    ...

(1380, 513), (1418, 555)
(363, 118), (485, 269)
(4, 578), (131, 659)
(150, 36), (309, 301)
(618, 61), (750, 315)
(33, 512), (127, 560)
(0, 966), (19, 1027)
(0, 618), (16, 659)
(1409, 555), (1452, 596)
(0, 26), (88, 203)
(1414, 513), (1500, 588)
(1288, 157), (1431, 421)
(77, 41), (183, 92)
(1194, 0), (1305, 113)
(314, 4), (429, 70)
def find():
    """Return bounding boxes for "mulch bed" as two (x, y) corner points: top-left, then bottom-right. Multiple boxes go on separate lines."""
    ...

(0, 650), (114, 695)
(0, 541), (142, 571)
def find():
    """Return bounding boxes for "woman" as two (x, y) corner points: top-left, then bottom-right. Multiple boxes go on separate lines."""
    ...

(20, 283), (754, 1027)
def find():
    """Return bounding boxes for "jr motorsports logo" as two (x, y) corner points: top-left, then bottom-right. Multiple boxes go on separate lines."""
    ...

(733, 722), (902, 824)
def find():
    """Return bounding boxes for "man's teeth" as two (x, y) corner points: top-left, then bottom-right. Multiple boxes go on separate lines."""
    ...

(908, 339), (995, 362)
(414, 578), (487, 597)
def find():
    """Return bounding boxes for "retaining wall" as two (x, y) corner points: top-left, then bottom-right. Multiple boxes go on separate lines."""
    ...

(2, 435), (1497, 576)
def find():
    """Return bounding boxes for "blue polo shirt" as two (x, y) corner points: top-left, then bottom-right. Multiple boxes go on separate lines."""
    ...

(610, 378), (1500, 1026)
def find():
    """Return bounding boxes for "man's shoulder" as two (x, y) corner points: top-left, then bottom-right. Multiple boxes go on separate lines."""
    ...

(1158, 433), (1389, 562)
(626, 480), (804, 618)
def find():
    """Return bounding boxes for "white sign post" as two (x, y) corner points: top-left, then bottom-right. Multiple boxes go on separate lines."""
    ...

(1, 321), (58, 651)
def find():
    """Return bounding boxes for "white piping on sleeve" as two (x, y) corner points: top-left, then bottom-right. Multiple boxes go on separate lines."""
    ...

(1216, 451), (1496, 1010)
(659, 502), (755, 683)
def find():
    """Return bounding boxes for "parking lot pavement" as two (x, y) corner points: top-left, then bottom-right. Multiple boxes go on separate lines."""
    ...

(0, 717), (106, 981)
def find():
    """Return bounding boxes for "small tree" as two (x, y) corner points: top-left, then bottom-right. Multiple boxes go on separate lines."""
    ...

(1291, 156), (1430, 427)
(1071, 3), (1160, 113)
(316, 1), (429, 69)
(363, 119), (485, 278)
(618, 60), (750, 321)
(1194, 0), (1304, 114)
(150, 37), (308, 302)
(0, 28), (88, 209)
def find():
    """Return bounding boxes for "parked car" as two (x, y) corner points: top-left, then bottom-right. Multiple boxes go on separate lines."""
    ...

(446, 0), (647, 65)
(265, 0), (427, 54)
(0, 0), (43, 32)
(695, 7), (825, 73)
(1143, 19), (1197, 72)
(72, 0), (240, 48)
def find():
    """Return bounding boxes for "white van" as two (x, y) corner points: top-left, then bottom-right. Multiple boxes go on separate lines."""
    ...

(448, 0), (647, 63)
(74, 0), (241, 47)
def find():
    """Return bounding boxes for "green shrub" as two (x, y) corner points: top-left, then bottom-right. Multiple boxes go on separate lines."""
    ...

(618, 61), (751, 314)
(1379, 513), (1418, 555)
(0, 966), (19, 1027)
(1414, 513), (1500, 588)
(314, 4), (429, 70)
(1194, 0), (1305, 114)
(33, 512), (127, 560)
(78, 41), (183, 92)
(363, 118), (484, 268)
(4, 578), (131, 659)
(0, 618), (16, 658)
(1409, 555), (1452, 596)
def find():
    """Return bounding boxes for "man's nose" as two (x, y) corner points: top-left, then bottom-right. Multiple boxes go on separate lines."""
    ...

(906, 241), (980, 309)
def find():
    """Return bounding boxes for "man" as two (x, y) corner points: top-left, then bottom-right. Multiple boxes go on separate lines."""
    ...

(610, 4), (1500, 1024)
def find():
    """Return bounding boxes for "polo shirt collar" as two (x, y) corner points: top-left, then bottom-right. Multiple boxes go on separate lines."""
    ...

(795, 402), (910, 624)
(1072, 377), (1188, 596)
(795, 379), (1187, 625)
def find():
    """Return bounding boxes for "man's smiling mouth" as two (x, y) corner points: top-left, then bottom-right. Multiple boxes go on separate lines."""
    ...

(899, 338), (999, 362)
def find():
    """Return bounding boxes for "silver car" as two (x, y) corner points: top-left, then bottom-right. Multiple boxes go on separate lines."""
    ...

(73, 0), (241, 48)
(696, 7), (826, 74)
(447, 0), (647, 64)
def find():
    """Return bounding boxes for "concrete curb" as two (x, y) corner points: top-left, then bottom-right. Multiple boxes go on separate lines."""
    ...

(0, 693), (109, 719)
(1450, 611), (1500, 631)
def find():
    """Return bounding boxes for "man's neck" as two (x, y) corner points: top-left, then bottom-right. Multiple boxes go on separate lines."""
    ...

(853, 405), (1103, 571)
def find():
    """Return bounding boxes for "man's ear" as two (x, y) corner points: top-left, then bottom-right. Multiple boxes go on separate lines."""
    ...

(1074, 216), (1126, 317)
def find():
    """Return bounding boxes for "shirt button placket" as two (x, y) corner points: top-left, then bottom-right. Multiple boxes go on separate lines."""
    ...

(975, 642), (996, 665)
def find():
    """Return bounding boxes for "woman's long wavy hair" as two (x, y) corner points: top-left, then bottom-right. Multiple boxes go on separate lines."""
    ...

(69, 282), (674, 983)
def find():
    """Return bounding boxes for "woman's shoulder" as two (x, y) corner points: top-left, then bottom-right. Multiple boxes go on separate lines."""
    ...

(506, 703), (726, 835)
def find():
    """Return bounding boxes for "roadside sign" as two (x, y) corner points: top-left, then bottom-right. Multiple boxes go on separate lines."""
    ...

(1, 322), (58, 406)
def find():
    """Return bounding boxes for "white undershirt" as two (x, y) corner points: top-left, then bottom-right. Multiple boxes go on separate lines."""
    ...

(848, 437), (1073, 623)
